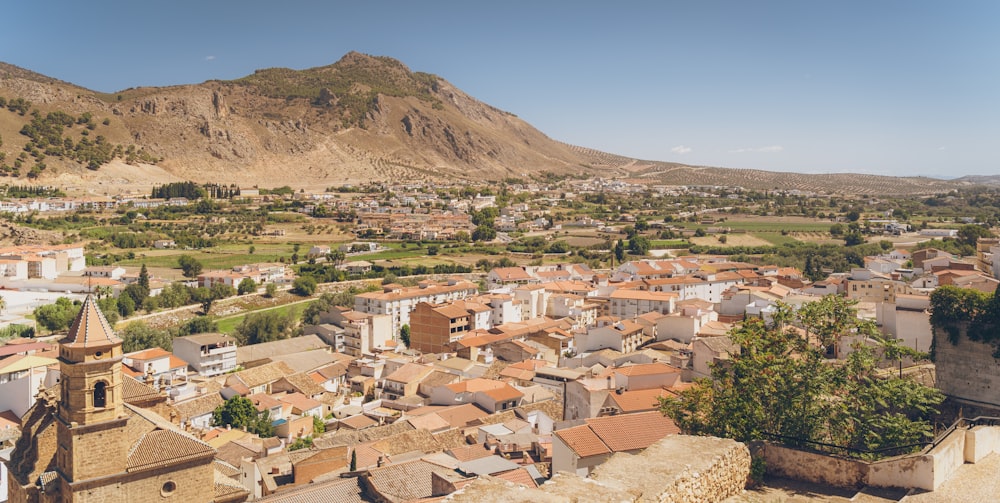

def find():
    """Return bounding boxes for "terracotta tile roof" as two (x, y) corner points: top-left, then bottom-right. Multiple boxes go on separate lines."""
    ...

(172, 391), (224, 422)
(386, 362), (435, 384)
(499, 366), (535, 381)
(491, 267), (533, 281)
(447, 444), (495, 463)
(365, 459), (464, 502)
(494, 467), (540, 488)
(0, 341), (52, 358)
(316, 418), (415, 449)
(554, 424), (611, 458)
(248, 392), (282, 412)
(339, 414), (378, 430)
(279, 372), (326, 396)
(371, 428), (443, 457)
(215, 439), (262, 467)
(214, 459), (241, 478)
(256, 478), (365, 503)
(584, 411), (679, 452)
(434, 403), (490, 428)
(62, 295), (122, 349)
(214, 470), (249, 500)
(613, 362), (681, 377)
(168, 355), (189, 370)
(122, 376), (162, 403)
(126, 429), (215, 472)
(444, 378), (496, 394)
(277, 392), (322, 413)
(230, 361), (295, 389)
(126, 347), (172, 360)
(407, 413), (452, 433)
(480, 385), (524, 403)
(608, 388), (672, 413)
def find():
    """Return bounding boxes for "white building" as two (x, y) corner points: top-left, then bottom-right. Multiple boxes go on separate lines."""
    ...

(354, 278), (479, 336)
(172, 333), (238, 377)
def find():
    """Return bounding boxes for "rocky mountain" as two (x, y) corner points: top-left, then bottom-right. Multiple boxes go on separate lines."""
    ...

(0, 53), (976, 195)
(0, 53), (627, 193)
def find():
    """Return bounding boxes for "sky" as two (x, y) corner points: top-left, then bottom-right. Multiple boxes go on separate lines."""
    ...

(3, 1), (998, 178)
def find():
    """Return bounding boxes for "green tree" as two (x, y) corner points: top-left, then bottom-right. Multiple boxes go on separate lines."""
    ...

(265, 282), (278, 298)
(326, 250), (346, 267)
(236, 310), (298, 345)
(350, 449), (357, 471)
(212, 396), (274, 438)
(122, 283), (150, 312)
(238, 278), (257, 295)
(292, 276), (317, 296)
(138, 263), (150, 290)
(211, 283), (237, 301)
(628, 235), (651, 256)
(958, 224), (993, 247)
(472, 224), (496, 242)
(614, 239), (626, 264)
(116, 293), (136, 317)
(313, 415), (326, 435)
(33, 297), (81, 332)
(302, 293), (335, 325)
(660, 303), (942, 458)
(182, 316), (217, 335)
(400, 324), (411, 347)
(178, 255), (203, 278)
(193, 287), (214, 314)
(120, 321), (173, 352)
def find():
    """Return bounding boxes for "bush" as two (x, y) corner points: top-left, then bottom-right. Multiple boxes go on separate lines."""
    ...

(292, 276), (317, 296)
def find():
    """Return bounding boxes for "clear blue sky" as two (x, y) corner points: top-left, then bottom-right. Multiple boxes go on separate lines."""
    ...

(4, 1), (998, 178)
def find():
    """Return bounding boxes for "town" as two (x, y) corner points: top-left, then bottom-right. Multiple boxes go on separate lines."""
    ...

(1, 177), (1000, 502)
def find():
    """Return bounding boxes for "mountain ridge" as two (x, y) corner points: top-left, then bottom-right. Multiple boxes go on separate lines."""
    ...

(0, 54), (975, 196)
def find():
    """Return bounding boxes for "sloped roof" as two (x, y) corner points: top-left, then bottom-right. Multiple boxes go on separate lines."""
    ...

(555, 424), (611, 458)
(231, 361), (296, 389)
(126, 429), (215, 472)
(584, 411), (679, 452)
(121, 376), (162, 404)
(608, 388), (671, 413)
(278, 372), (326, 396)
(256, 478), (365, 503)
(0, 354), (57, 374)
(62, 295), (122, 349)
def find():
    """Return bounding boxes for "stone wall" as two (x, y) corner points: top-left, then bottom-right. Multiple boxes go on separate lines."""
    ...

(934, 325), (1000, 406)
(763, 443), (866, 489)
(443, 435), (750, 503)
(591, 435), (749, 502)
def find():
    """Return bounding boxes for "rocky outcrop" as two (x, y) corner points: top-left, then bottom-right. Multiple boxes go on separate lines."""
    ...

(443, 435), (751, 503)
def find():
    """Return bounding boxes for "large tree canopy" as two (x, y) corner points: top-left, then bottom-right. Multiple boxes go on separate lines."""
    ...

(661, 297), (942, 458)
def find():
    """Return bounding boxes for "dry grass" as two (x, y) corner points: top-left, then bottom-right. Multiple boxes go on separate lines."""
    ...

(690, 234), (773, 247)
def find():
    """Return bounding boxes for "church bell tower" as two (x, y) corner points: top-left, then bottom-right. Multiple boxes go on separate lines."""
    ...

(55, 295), (129, 482)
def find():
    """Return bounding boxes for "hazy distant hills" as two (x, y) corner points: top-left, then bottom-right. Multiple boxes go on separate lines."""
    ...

(0, 53), (980, 195)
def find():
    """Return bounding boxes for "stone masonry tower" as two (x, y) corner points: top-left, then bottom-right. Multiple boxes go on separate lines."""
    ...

(55, 294), (130, 482)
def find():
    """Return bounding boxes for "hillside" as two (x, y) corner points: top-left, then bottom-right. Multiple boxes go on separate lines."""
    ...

(0, 53), (973, 196)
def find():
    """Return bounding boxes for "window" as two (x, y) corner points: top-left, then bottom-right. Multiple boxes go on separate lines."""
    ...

(93, 381), (107, 408)
(161, 481), (177, 496)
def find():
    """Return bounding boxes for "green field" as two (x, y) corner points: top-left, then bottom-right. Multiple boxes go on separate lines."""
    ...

(649, 239), (691, 248)
(118, 243), (296, 269)
(214, 301), (312, 334)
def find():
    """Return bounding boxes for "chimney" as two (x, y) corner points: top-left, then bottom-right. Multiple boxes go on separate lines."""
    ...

(606, 376), (612, 390)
